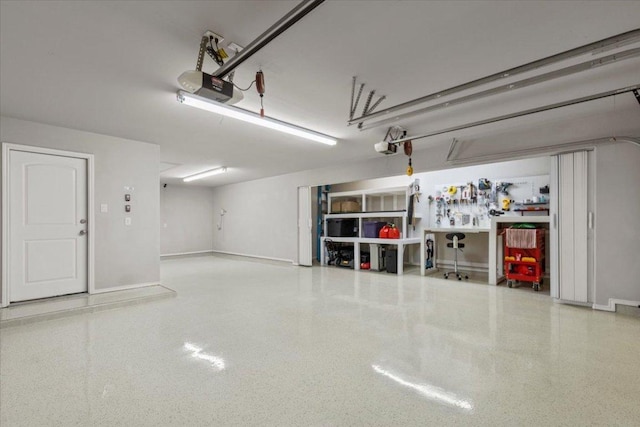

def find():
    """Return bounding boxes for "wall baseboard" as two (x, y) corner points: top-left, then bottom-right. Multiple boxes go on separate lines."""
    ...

(91, 282), (160, 294)
(211, 250), (293, 264)
(553, 298), (593, 308)
(593, 299), (640, 312)
(160, 249), (214, 257)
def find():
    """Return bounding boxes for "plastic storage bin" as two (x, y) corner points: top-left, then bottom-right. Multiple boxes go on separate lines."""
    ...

(363, 221), (386, 238)
(327, 219), (358, 237)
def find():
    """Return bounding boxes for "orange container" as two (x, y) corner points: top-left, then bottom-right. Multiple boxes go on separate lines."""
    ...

(388, 225), (400, 239)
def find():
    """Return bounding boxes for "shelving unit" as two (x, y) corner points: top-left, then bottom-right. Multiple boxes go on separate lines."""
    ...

(321, 187), (422, 275)
(328, 186), (410, 213)
(324, 210), (422, 241)
(513, 201), (550, 216)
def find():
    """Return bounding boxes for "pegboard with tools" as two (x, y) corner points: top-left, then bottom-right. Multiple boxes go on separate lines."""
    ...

(429, 175), (549, 228)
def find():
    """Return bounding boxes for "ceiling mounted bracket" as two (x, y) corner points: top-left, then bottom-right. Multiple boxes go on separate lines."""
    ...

(196, 36), (208, 72)
(388, 84), (640, 145)
(632, 89), (640, 106)
(349, 28), (640, 127)
(446, 138), (460, 162)
(357, 47), (640, 131)
(348, 76), (386, 127)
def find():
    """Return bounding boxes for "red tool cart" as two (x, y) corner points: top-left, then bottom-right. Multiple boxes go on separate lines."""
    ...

(503, 227), (545, 291)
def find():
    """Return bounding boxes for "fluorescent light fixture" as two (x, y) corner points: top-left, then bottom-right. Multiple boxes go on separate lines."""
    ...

(177, 90), (337, 146)
(183, 166), (227, 182)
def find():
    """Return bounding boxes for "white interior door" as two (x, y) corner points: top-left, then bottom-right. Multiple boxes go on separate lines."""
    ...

(9, 150), (88, 302)
(297, 186), (312, 266)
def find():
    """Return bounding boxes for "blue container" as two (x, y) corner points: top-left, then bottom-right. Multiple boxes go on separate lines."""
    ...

(363, 221), (387, 238)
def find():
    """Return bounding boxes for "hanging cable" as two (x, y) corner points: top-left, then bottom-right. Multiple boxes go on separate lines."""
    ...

(207, 37), (224, 66)
(233, 80), (256, 92)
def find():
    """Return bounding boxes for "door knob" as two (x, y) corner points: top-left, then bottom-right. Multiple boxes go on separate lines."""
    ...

(79, 230), (87, 236)
(80, 219), (87, 224)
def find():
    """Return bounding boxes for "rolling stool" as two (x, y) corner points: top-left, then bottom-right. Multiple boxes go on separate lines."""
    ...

(443, 232), (469, 280)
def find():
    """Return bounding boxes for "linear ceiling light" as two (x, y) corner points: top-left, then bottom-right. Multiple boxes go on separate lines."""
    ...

(183, 166), (227, 182)
(177, 90), (337, 146)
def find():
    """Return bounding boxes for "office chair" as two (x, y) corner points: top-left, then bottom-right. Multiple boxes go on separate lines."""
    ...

(443, 232), (469, 280)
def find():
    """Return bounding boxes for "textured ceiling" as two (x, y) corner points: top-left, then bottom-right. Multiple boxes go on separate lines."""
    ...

(1, 1), (639, 186)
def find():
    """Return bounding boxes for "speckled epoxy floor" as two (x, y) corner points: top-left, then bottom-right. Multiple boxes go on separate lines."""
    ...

(1, 254), (639, 426)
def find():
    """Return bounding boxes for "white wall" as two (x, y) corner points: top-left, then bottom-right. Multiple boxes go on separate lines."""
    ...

(212, 175), (299, 262)
(210, 147), (450, 262)
(210, 144), (547, 263)
(160, 184), (216, 255)
(594, 142), (640, 307)
(1, 116), (160, 295)
(211, 140), (640, 309)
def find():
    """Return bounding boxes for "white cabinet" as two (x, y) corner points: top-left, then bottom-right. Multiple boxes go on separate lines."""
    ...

(320, 187), (422, 274)
(551, 151), (594, 303)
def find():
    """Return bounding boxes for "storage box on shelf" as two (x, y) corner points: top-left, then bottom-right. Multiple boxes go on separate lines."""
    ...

(363, 221), (387, 238)
(321, 187), (422, 275)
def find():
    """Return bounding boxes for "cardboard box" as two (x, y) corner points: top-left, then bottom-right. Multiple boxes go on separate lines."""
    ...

(341, 200), (361, 212)
(331, 201), (342, 213)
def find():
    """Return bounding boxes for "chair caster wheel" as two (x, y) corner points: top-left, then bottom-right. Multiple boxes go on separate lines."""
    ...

(507, 280), (513, 288)
(464, 275), (469, 280)
(444, 273), (448, 279)
(458, 277), (462, 281)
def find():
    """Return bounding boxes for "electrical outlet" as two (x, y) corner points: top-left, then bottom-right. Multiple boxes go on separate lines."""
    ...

(203, 30), (224, 44)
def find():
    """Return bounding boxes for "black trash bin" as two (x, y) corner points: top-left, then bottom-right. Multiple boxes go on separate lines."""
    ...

(385, 248), (397, 274)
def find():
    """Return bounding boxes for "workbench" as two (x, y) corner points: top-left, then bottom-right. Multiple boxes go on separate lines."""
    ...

(420, 227), (490, 277)
(420, 216), (550, 284)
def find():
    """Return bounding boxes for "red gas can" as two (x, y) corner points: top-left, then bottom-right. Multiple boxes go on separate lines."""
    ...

(388, 224), (400, 239)
(379, 225), (390, 238)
